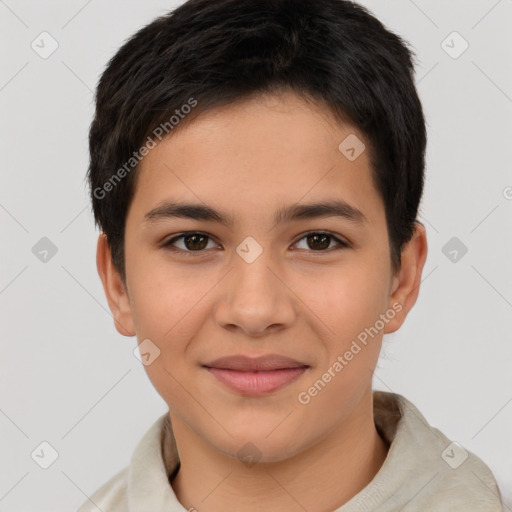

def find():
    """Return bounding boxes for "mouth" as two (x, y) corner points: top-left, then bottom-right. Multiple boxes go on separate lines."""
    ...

(202, 354), (310, 395)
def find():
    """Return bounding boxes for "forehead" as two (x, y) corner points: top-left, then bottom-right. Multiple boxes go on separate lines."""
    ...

(129, 91), (384, 227)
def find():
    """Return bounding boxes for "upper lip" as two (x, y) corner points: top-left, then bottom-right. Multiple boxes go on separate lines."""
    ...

(203, 354), (309, 372)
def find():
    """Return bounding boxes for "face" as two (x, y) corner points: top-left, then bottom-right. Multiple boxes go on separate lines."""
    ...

(101, 91), (423, 463)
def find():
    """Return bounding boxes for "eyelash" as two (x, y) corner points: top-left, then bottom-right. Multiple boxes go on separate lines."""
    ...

(160, 231), (349, 257)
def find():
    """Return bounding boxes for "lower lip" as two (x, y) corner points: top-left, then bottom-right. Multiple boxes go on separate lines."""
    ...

(204, 367), (308, 395)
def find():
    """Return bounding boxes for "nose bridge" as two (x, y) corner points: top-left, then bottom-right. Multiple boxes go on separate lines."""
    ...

(231, 237), (280, 304)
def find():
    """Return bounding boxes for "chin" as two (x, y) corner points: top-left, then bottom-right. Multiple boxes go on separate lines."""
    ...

(211, 424), (310, 465)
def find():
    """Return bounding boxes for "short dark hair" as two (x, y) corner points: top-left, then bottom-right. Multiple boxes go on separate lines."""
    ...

(88, 0), (426, 281)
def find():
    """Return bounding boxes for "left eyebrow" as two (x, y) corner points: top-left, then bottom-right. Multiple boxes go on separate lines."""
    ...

(274, 200), (367, 226)
(144, 199), (368, 229)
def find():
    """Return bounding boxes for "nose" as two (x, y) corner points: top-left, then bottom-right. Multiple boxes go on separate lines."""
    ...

(214, 247), (296, 338)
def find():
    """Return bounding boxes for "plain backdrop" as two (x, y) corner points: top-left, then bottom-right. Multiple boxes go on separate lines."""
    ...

(1, 1), (511, 510)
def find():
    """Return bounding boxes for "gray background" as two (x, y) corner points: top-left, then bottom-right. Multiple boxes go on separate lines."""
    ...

(1, 0), (511, 510)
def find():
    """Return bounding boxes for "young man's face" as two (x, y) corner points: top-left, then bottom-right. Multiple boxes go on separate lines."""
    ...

(99, 91), (425, 463)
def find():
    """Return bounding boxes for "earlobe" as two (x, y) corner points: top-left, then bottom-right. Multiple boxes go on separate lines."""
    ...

(96, 233), (136, 337)
(384, 222), (428, 334)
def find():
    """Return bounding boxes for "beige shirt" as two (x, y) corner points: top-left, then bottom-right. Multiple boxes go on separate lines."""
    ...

(77, 391), (503, 511)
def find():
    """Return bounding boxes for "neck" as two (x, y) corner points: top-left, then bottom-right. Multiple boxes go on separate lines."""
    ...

(171, 387), (389, 512)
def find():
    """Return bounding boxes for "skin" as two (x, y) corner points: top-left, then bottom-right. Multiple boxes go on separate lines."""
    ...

(97, 90), (428, 511)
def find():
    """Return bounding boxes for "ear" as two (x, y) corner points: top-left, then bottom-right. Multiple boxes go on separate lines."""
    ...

(96, 233), (136, 337)
(384, 222), (428, 334)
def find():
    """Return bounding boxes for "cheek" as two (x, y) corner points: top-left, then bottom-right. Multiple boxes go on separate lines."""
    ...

(127, 273), (203, 405)
(297, 259), (390, 343)
(126, 248), (206, 338)
(126, 258), (215, 389)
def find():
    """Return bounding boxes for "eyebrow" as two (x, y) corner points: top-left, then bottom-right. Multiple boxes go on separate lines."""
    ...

(144, 199), (367, 229)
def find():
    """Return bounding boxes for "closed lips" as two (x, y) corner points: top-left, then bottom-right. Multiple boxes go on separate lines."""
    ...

(203, 354), (309, 372)
(203, 354), (310, 395)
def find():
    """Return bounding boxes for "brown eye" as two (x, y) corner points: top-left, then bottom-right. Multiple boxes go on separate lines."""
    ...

(294, 232), (348, 252)
(306, 233), (330, 250)
(163, 232), (217, 254)
(182, 233), (209, 250)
